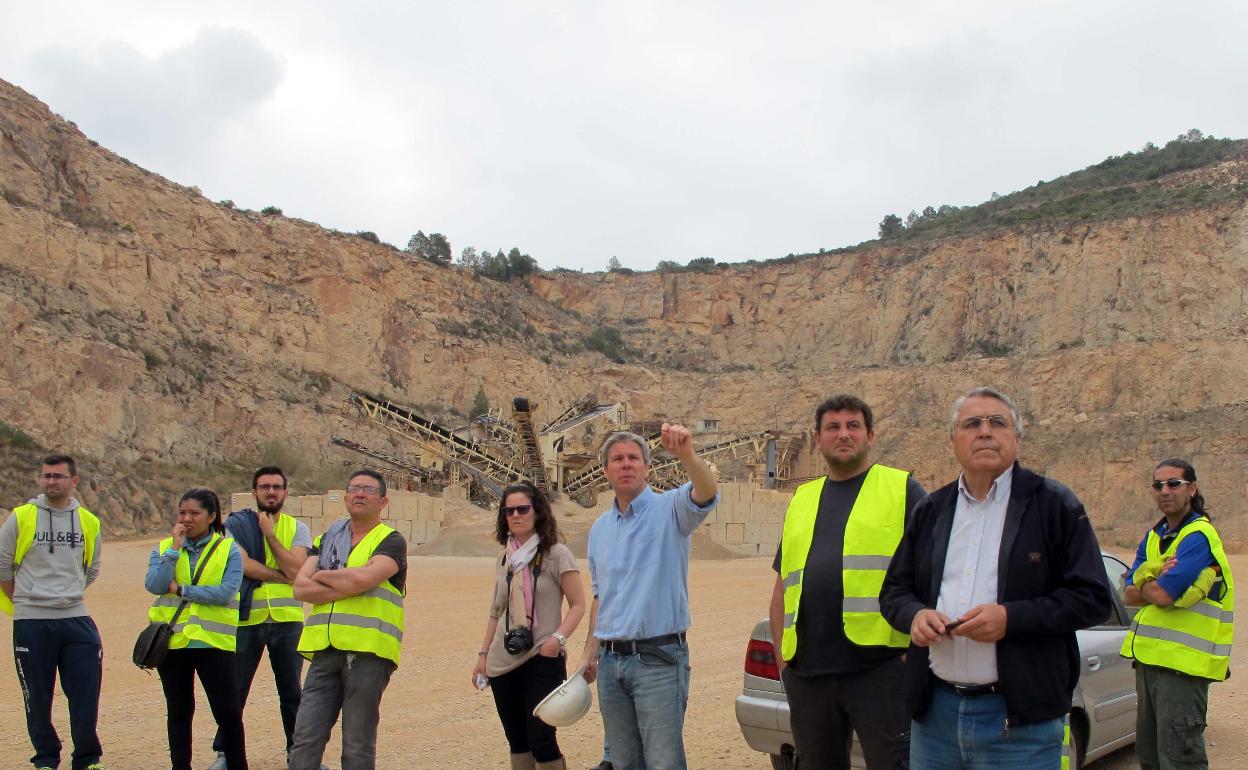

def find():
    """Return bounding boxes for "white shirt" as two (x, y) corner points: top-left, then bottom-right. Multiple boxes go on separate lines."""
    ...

(929, 465), (1014, 685)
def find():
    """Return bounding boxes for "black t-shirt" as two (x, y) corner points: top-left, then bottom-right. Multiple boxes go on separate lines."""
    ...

(309, 531), (408, 592)
(772, 468), (926, 676)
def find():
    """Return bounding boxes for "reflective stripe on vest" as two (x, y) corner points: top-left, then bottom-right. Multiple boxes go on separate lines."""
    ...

(298, 522), (404, 665)
(1121, 517), (1235, 680)
(778, 464), (911, 660)
(1, 503), (101, 615)
(241, 513), (304, 626)
(1061, 714), (1071, 769)
(148, 534), (241, 651)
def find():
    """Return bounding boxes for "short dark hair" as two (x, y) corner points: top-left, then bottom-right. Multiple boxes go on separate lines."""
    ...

(180, 488), (225, 533)
(252, 466), (288, 489)
(494, 481), (563, 553)
(1156, 458), (1208, 516)
(348, 469), (387, 497)
(814, 395), (874, 434)
(42, 453), (77, 477)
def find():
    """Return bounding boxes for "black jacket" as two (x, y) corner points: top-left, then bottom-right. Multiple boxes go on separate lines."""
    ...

(880, 463), (1113, 725)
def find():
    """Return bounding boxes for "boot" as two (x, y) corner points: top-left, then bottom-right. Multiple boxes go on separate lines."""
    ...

(536, 759), (567, 770)
(511, 752), (537, 770)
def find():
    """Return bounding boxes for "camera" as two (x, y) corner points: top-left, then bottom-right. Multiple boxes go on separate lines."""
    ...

(503, 626), (534, 655)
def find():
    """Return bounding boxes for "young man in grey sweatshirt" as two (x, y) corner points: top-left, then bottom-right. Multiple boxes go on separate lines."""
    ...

(0, 454), (105, 770)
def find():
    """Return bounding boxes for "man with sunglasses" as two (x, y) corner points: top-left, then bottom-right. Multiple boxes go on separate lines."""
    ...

(207, 467), (315, 770)
(288, 469), (407, 770)
(1122, 459), (1233, 769)
(0, 454), (106, 770)
(881, 388), (1111, 769)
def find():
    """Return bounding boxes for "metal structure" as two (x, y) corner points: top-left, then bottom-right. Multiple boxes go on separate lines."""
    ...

(339, 390), (795, 506)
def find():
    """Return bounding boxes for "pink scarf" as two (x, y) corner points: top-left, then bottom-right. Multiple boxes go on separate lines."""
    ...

(507, 534), (539, 629)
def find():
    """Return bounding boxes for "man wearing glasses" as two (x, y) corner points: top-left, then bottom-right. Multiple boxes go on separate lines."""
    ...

(207, 466), (314, 770)
(881, 387), (1111, 769)
(0, 453), (106, 770)
(288, 470), (407, 770)
(1122, 459), (1233, 769)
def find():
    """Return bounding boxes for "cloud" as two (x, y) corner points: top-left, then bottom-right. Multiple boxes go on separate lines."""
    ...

(28, 27), (284, 173)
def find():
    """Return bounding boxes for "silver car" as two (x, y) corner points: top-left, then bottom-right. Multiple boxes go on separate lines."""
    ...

(736, 553), (1137, 769)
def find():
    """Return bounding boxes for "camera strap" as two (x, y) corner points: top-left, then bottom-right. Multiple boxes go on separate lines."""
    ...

(504, 551), (543, 632)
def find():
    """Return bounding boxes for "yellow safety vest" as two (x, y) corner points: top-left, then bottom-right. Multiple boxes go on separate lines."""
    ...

(1, 503), (101, 615)
(1121, 516), (1235, 680)
(148, 533), (241, 651)
(778, 464), (911, 660)
(241, 513), (304, 626)
(298, 523), (405, 665)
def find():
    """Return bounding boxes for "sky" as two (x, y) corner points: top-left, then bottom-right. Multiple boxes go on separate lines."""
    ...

(3, 1), (1247, 272)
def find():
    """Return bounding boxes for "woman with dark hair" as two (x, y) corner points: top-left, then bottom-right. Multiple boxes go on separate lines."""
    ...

(144, 488), (248, 770)
(471, 481), (587, 770)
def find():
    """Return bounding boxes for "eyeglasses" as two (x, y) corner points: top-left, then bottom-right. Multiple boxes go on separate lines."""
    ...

(958, 414), (1011, 432)
(255, 484), (287, 492)
(346, 484), (382, 495)
(1152, 479), (1194, 491)
(502, 504), (533, 517)
(39, 473), (71, 481)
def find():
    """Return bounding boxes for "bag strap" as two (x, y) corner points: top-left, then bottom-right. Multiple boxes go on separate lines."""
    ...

(168, 535), (226, 628)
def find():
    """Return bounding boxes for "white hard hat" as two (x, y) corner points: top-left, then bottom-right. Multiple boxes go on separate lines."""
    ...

(533, 665), (593, 727)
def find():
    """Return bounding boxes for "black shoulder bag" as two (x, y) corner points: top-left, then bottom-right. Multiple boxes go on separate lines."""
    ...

(133, 536), (225, 670)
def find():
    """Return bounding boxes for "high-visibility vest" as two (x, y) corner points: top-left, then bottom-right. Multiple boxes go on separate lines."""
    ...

(1, 503), (101, 615)
(241, 513), (304, 626)
(148, 533), (241, 651)
(1121, 516), (1235, 680)
(778, 464), (911, 660)
(298, 523), (405, 665)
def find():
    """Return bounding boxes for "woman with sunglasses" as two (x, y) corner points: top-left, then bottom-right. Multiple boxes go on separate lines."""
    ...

(144, 488), (248, 770)
(471, 481), (587, 770)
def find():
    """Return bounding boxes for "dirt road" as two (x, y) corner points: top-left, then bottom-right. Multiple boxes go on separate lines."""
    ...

(1, 542), (1245, 769)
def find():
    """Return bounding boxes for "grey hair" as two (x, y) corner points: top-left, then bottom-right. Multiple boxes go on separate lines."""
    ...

(600, 431), (651, 466)
(948, 387), (1025, 439)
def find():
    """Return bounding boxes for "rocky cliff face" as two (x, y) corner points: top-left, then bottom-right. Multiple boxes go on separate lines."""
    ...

(3, 78), (1247, 548)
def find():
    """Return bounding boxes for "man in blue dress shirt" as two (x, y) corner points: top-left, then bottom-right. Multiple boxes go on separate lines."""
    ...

(578, 423), (718, 770)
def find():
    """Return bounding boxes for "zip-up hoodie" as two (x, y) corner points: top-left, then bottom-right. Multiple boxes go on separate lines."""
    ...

(0, 494), (102, 619)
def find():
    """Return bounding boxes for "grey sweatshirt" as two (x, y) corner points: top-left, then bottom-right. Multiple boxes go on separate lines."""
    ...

(0, 494), (102, 619)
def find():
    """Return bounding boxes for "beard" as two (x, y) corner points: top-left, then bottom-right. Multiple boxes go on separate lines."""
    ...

(822, 447), (869, 475)
(257, 498), (283, 515)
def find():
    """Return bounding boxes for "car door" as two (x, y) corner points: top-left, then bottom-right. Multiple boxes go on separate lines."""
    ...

(1075, 554), (1138, 757)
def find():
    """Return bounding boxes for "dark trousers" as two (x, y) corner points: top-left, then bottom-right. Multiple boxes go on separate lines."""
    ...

(157, 647), (248, 770)
(13, 616), (104, 770)
(781, 655), (910, 770)
(1135, 663), (1211, 770)
(490, 653), (568, 762)
(287, 649), (395, 770)
(213, 621), (304, 753)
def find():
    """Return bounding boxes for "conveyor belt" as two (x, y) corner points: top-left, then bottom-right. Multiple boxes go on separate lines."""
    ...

(510, 397), (550, 492)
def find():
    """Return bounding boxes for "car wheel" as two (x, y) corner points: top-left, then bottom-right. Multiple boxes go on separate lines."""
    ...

(1069, 714), (1086, 770)
(769, 749), (797, 770)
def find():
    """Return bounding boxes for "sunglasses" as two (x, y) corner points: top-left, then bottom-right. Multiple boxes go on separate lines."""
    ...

(1151, 479), (1194, 491)
(502, 504), (533, 517)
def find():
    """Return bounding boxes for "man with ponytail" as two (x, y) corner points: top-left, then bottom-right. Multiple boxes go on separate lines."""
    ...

(1122, 459), (1233, 770)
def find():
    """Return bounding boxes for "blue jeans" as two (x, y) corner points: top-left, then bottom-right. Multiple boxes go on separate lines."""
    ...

(911, 683), (1062, 769)
(286, 650), (395, 770)
(13, 617), (104, 770)
(596, 641), (691, 770)
(214, 621), (304, 753)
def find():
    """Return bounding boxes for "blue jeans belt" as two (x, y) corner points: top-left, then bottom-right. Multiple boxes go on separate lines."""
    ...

(600, 632), (686, 655)
(935, 676), (1000, 697)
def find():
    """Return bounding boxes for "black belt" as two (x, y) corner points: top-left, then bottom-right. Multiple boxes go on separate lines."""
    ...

(935, 677), (1000, 697)
(601, 632), (686, 655)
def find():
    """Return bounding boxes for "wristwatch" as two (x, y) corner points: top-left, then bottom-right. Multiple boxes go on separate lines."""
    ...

(552, 632), (567, 650)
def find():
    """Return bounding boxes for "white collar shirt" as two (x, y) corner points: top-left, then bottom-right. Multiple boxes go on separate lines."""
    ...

(929, 465), (1014, 685)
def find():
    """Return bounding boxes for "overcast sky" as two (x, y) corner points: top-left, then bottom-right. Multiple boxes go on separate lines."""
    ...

(3, 2), (1246, 271)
